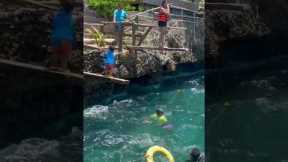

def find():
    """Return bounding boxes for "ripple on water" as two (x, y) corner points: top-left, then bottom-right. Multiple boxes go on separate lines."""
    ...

(84, 76), (205, 162)
(84, 105), (109, 119)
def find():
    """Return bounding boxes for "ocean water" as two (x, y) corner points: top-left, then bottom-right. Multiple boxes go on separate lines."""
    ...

(84, 70), (204, 162)
(206, 65), (288, 161)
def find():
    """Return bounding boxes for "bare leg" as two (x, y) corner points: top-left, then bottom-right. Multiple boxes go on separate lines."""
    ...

(59, 41), (72, 72)
(159, 27), (165, 54)
(48, 48), (60, 70)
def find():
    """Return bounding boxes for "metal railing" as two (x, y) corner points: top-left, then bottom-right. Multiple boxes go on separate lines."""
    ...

(128, 6), (204, 49)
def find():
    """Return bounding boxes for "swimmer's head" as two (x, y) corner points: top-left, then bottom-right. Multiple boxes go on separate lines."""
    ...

(156, 109), (164, 117)
(190, 147), (201, 162)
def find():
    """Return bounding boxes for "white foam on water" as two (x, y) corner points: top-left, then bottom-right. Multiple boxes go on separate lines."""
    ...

(112, 99), (134, 108)
(190, 87), (204, 94)
(186, 80), (200, 86)
(84, 105), (109, 119)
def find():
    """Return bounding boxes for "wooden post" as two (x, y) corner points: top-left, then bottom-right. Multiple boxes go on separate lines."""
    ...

(132, 23), (136, 46)
(100, 24), (104, 33)
(131, 23), (137, 55)
(137, 26), (152, 46)
(135, 15), (139, 31)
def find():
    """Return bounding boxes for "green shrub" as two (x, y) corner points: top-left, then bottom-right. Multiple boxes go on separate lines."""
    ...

(86, 0), (142, 19)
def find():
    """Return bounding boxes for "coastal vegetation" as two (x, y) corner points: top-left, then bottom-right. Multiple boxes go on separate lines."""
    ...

(86, 0), (143, 19)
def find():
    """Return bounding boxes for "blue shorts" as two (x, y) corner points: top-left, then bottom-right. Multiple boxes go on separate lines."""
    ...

(158, 21), (167, 27)
(115, 23), (124, 32)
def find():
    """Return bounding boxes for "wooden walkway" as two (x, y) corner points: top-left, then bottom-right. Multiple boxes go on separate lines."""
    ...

(84, 21), (189, 52)
(127, 46), (189, 51)
(19, 0), (60, 10)
(0, 59), (129, 84)
(84, 72), (129, 84)
(0, 58), (83, 79)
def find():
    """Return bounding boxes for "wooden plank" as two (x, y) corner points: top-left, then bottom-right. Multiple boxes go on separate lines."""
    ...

(134, 23), (187, 30)
(84, 22), (104, 27)
(137, 26), (152, 46)
(104, 38), (116, 44)
(84, 38), (95, 43)
(84, 72), (129, 84)
(101, 21), (187, 30)
(127, 46), (189, 51)
(132, 23), (136, 46)
(0, 58), (83, 79)
(84, 44), (120, 50)
(84, 44), (100, 49)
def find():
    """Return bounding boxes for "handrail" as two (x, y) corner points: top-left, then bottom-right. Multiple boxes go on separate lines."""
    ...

(170, 4), (198, 13)
(100, 21), (187, 30)
(135, 13), (203, 21)
(128, 7), (160, 21)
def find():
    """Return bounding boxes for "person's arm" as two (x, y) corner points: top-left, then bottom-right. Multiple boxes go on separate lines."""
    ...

(124, 10), (128, 20)
(143, 113), (156, 123)
(166, 4), (170, 15)
(162, 4), (170, 16)
(113, 10), (116, 23)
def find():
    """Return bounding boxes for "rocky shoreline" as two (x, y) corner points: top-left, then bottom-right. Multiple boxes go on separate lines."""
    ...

(84, 20), (204, 79)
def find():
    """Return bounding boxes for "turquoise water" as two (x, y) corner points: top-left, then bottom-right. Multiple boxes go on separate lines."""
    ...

(206, 67), (288, 161)
(84, 71), (204, 162)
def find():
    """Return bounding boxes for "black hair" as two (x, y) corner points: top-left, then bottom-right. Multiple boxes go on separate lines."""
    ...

(109, 46), (115, 51)
(156, 109), (164, 115)
(161, 0), (168, 8)
(190, 148), (200, 162)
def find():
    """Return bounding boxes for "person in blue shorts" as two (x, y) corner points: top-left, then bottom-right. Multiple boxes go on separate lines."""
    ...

(103, 46), (116, 76)
(49, 0), (75, 71)
(113, 3), (127, 53)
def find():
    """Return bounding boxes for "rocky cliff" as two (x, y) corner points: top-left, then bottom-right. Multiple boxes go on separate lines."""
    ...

(84, 19), (204, 79)
(206, 0), (288, 61)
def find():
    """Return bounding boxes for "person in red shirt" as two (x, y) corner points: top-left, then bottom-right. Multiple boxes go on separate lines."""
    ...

(158, 0), (170, 54)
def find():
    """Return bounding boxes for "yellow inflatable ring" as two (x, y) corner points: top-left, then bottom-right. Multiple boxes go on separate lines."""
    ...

(145, 145), (175, 162)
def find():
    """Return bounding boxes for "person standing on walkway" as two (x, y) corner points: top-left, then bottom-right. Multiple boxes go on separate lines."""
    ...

(158, 0), (170, 54)
(113, 3), (128, 53)
(103, 46), (116, 76)
(49, 0), (75, 71)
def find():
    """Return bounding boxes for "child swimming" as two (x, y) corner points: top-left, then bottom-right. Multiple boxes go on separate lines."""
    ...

(146, 109), (173, 130)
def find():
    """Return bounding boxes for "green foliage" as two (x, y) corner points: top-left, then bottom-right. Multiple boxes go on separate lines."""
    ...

(87, 0), (141, 19)
(92, 30), (105, 47)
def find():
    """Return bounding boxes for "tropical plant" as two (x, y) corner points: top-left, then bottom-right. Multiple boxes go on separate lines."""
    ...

(92, 30), (105, 47)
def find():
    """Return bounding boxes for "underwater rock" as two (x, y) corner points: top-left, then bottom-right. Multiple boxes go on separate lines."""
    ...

(0, 127), (82, 162)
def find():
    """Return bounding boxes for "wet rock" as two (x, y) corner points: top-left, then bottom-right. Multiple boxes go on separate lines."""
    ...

(0, 1), (82, 73)
(0, 127), (82, 162)
(206, 5), (270, 58)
